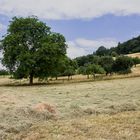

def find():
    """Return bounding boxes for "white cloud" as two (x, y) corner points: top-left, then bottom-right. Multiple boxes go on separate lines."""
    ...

(67, 38), (118, 58)
(0, 0), (140, 20)
(76, 38), (118, 49)
(67, 41), (87, 58)
(0, 23), (6, 31)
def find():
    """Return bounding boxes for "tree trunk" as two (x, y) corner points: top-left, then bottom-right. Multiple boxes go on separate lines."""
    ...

(29, 74), (33, 85)
(93, 73), (96, 80)
(87, 75), (89, 79)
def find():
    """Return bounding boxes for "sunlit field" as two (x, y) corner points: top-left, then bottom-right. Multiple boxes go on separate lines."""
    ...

(0, 75), (140, 139)
(127, 52), (140, 58)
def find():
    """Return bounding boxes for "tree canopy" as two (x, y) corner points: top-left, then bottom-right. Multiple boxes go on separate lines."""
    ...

(1, 16), (67, 84)
(112, 56), (134, 74)
(99, 56), (114, 75)
(96, 46), (108, 56)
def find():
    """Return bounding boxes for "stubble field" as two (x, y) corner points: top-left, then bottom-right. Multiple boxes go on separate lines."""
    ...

(0, 76), (140, 140)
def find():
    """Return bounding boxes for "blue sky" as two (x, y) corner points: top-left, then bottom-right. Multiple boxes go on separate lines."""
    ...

(0, 0), (140, 58)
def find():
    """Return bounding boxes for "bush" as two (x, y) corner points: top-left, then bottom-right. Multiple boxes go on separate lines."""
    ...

(111, 51), (118, 57)
(0, 70), (9, 76)
(99, 56), (114, 75)
(112, 56), (134, 74)
(78, 64), (105, 79)
(132, 57), (140, 67)
(63, 66), (75, 80)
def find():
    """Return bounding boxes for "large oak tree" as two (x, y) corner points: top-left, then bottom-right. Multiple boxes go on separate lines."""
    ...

(1, 16), (67, 84)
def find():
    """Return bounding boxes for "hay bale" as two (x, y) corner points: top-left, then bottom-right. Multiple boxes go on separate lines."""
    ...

(16, 103), (57, 121)
(33, 103), (56, 114)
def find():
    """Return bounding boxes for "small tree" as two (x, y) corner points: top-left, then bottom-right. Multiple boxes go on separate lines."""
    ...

(78, 66), (87, 77)
(63, 66), (75, 80)
(62, 58), (77, 80)
(132, 57), (140, 67)
(78, 64), (91, 79)
(90, 64), (105, 79)
(78, 64), (105, 79)
(99, 56), (114, 75)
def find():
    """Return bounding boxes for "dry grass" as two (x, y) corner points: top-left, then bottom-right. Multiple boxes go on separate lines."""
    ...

(1, 63), (140, 86)
(126, 52), (140, 58)
(0, 54), (140, 140)
(13, 111), (140, 140)
(0, 76), (140, 139)
(132, 64), (140, 74)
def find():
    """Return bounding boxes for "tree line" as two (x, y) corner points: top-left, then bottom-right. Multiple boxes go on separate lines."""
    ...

(75, 55), (140, 78)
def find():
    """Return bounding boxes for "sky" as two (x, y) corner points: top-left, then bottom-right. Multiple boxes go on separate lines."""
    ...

(0, 0), (140, 59)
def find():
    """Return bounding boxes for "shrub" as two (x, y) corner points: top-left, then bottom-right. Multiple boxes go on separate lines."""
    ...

(112, 56), (134, 74)
(132, 57), (140, 67)
(99, 56), (114, 75)
(0, 69), (9, 76)
(78, 64), (105, 79)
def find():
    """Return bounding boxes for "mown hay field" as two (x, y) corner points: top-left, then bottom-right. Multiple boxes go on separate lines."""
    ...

(0, 76), (140, 140)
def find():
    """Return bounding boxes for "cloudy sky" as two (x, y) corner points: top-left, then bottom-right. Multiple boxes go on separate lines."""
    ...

(0, 0), (140, 58)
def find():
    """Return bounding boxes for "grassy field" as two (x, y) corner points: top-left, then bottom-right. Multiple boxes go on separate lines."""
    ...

(0, 76), (140, 139)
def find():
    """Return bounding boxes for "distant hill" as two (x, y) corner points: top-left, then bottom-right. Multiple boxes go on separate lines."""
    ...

(115, 36), (140, 54)
(75, 36), (140, 67)
(95, 36), (140, 56)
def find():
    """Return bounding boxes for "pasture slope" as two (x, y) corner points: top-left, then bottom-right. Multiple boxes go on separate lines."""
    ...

(0, 76), (140, 139)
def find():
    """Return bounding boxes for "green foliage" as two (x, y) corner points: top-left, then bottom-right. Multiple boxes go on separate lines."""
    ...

(112, 56), (134, 74)
(99, 56), (114, 75)
(132, 57), (140, 67)
(75, 36), (140, 76)
(96, 46), (109, 56)
(116, 37), (140, 54)
(1, 16), (67, 84)
(94, 36), (140, 56)
(111, 51), (118, 57)
(106, 36), (140, 55)
(75, 55), (100, 67)
(49, 56), (67, 79)
(91, 64), (105, 74)
(78, 66), (87, 75)
(0, 69), (9, 76)
(78, 64), (105, 79)
(64, 59), (77, 79)
(63, 66), (75, 80)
